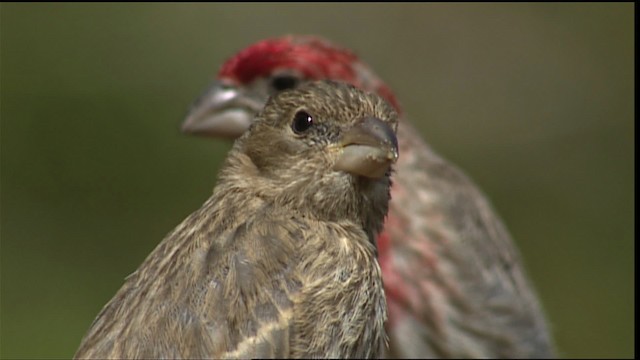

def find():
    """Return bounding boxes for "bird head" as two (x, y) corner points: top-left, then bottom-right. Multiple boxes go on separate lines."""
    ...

(182, 35), (401, 139)
(222, 80), (398, 233)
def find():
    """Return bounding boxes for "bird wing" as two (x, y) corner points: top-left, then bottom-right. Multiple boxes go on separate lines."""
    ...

(384, 121), (554, 358)
(208, 214), (305, 358)
(74, 201), (306, 359)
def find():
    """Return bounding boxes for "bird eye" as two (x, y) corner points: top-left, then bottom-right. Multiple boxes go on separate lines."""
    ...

(292, 111), (313, 134)
(271, 74), (300, 91)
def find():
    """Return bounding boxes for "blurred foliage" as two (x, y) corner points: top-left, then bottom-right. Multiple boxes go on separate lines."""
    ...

(1, 3), (634, 358)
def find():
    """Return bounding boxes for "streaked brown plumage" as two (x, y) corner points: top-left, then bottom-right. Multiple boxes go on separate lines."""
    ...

(182, 35), (556, 358)
(74, 80), (399, 359)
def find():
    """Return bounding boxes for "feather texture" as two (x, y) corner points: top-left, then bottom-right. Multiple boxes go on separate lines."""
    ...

(181, 35), (557, 358)
(75, 81), (395, 359)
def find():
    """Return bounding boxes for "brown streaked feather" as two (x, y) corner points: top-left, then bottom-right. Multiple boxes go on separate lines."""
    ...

(75, 81), (393, 359)
(76, 190), (386, 359)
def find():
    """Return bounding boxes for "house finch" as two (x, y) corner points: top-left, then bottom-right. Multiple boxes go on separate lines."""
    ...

(182, 35), (556, 358)
(74, 81), (398, 359)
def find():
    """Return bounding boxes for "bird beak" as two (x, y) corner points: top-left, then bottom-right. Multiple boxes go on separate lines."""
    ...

(181, 80), (264, 139)
(334, 117), (399, 179)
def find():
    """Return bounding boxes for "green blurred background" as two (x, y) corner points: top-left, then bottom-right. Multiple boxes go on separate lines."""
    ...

(1, 3), (634, 358)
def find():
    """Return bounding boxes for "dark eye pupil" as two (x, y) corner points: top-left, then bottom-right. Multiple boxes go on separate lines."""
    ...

(271, 75), (299, 91)
(292, 111), (313, 134)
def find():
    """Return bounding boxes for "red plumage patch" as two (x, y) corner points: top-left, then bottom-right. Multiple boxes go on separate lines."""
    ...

(217, 35), (401, 113)
(218, 36), (357, 85)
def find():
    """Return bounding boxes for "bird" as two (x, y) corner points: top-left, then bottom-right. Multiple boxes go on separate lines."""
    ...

(74, 80), (399, 359)
(181, 35), (556, 358)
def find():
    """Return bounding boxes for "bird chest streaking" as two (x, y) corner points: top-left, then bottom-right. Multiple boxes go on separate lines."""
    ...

(74, 80), (398, 359)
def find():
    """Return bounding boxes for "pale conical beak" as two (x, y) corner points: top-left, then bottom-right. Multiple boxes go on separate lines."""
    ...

(334, 117), (399, 179)
(181, 81), (264, 139)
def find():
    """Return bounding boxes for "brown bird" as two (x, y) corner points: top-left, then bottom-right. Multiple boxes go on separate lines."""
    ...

(74, 80), (399, 359)
(182, 35), (556, 358)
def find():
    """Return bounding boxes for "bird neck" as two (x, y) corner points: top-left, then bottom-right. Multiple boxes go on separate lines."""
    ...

(217, 149), (390, 248)
(274, 175), (391, 246)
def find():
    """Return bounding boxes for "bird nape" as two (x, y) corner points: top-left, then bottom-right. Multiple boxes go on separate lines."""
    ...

(74, 80), (398, 359)
(181, 34), (556, 358)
